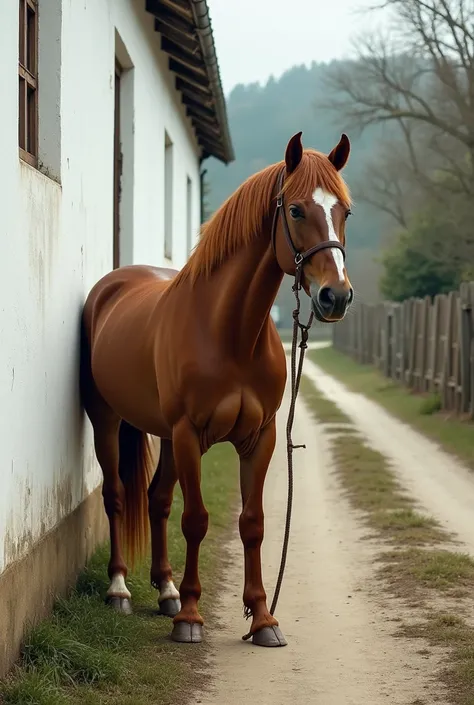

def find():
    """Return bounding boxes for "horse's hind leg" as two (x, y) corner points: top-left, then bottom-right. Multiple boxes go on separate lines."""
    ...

(239, 420), (287, 647)
(80, 324), (132, 614)
(93, 419), (135, 615)
(148, 438), (180, 617)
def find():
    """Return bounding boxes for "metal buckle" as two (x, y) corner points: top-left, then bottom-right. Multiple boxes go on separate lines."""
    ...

(276, 195), (283, 208)
(294, 253), (304, 266)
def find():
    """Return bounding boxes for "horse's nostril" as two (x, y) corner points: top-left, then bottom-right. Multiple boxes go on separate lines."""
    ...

(348, 288), (354, 305)
(318, 287), (336, 310)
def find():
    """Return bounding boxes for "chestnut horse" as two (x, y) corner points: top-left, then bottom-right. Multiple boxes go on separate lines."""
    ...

(80, 131), (353, 647)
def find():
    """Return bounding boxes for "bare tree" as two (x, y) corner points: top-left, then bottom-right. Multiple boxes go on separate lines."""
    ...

(321, 0), (474, 211)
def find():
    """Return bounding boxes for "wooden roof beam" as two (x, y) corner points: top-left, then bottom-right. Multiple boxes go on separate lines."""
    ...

(161, 36), (204, 72)
(198, 136), (225, 161)
(146, 0), (195, 35)
(169, 57), (209, 88)
(187, 107), (219, 130)
(176, 76), (212, 102)
(183, 93), (215, 119)
(155, 19), (200, 54)
(191, 117), (221, 141)
(161, 0), (191, 14)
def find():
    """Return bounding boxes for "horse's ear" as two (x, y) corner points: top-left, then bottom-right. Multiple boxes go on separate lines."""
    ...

(328, 133), (350, 171)
(285, 132), (303, 174)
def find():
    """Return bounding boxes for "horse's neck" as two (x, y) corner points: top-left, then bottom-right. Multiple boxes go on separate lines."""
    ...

(206, 232), (284, 358)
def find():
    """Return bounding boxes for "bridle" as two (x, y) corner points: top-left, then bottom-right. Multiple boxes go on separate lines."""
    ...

(270, 167), (346, 290)
(243, 168), (348, 642)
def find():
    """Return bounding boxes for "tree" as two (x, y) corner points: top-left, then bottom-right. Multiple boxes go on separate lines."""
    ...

(379, 190), (474, 300)
(321, 0), (474, 206)
(318, 0), (474, 301)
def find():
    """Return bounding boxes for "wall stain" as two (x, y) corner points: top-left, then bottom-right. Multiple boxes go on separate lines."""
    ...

(3, 473), (75, 568)
(21, 161), (61, 318)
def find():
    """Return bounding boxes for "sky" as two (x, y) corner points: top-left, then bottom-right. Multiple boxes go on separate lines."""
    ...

(207, 0), (391, 95)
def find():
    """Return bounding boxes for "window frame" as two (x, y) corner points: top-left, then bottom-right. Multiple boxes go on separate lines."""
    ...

(186, 175), (193, 257)
(18, 0), (39, 167)
(164, 132), (174, 261)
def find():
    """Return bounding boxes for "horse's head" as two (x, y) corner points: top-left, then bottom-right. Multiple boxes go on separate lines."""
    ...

(272, 132), (354, 323)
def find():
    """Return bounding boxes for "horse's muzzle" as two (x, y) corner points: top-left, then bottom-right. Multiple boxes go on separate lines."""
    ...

(310, 285), (354, 323)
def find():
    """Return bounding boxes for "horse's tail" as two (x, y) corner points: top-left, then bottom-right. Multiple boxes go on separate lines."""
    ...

(118, 421), (154, 568)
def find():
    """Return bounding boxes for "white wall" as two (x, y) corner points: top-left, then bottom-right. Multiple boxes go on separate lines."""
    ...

(0, 0), (202, 575)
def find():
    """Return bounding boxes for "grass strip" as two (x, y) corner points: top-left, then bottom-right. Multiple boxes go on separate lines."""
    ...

(0, 442), (239, 705)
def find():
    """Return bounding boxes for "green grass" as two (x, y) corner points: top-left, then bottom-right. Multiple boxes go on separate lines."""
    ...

(0, 443), (239, 705)
(380, 548), (474, 595)
(401, 614), (474, 704)
(308, 346), (474, 471)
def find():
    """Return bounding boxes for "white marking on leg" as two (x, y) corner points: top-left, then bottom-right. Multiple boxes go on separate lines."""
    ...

(107, 573), (132, 599)
(158, 580), (180, 603)
(312, 187), (345, 282)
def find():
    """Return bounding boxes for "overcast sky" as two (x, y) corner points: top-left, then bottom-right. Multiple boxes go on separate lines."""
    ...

(207, 0), (391, 95)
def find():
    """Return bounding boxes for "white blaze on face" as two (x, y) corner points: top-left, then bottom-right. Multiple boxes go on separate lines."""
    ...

(312, 187), (345, 282)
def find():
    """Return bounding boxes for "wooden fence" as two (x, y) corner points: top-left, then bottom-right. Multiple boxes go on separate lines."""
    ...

(332, 282), (474, 417)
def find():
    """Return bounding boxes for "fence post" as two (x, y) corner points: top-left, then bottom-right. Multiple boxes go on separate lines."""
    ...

(470, 283), (474, 419)
(407, 298), (417, 389)
(459, 282), (471, 415)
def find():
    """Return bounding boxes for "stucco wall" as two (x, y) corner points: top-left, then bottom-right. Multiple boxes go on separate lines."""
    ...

(0, 0), (201, 578)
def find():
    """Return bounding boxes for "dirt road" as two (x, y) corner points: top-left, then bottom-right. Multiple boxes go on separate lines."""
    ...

(303, 355), (474, 553)
(198, 350), (466, 704)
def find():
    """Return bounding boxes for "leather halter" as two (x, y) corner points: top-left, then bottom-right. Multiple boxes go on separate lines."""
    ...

(270, 168), (346, 287)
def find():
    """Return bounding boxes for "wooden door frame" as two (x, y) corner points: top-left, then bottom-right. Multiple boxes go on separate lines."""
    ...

(113, 60), (123, 269)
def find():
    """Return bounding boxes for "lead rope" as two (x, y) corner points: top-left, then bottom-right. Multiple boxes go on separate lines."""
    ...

(242, 262), (313, 641)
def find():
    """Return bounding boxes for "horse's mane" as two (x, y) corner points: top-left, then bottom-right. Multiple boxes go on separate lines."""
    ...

(171, 149), (351, 287)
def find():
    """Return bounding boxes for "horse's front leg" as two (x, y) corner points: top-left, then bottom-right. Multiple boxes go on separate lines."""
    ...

(239, 419), (287, 647)
(170, 417), (208, 643)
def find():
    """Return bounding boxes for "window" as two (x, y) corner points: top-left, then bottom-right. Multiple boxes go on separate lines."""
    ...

(18, 0), (38, 167)
(164, 132), (173, 261)
(186, 177), (193, 257)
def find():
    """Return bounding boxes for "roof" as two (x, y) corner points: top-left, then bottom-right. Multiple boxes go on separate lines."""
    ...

(145, 0), (235, 165)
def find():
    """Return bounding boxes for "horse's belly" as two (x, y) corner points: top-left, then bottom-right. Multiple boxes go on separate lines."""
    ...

(91, 350), (171, 437)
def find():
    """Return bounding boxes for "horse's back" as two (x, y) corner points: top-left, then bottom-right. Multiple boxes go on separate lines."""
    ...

(83, 265), (177, 332)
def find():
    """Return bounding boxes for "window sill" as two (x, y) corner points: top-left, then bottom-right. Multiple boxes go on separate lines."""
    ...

(19, 150), (62, 187)
(19, 148), (37, 169)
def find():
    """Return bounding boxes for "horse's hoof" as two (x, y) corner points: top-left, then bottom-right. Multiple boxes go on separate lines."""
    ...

(106, 596), (133, 616)
(159, 598), (181, 618)
(171, 622), (203, 643)
(252, 626), (287, 647)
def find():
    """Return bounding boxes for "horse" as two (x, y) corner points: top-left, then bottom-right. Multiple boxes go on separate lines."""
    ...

(80, 131), (353, 648)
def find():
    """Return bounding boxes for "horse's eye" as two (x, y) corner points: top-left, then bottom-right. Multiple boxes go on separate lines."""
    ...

(289, 205), (303, 219)
(345, 209), (352, 220)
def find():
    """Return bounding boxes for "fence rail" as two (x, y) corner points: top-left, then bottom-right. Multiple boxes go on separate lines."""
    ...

(332, 282), (474, 418)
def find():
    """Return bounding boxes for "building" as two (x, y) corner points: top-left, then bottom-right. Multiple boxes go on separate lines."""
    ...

(0, 0), (233, 675)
